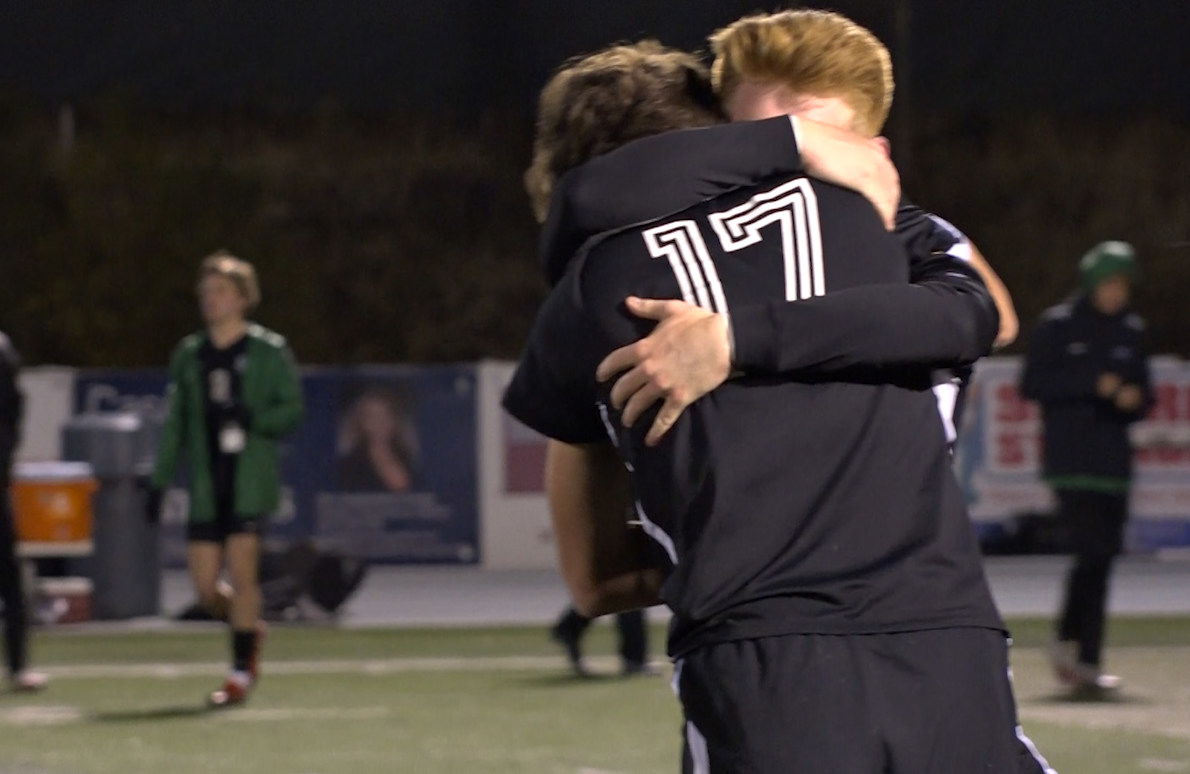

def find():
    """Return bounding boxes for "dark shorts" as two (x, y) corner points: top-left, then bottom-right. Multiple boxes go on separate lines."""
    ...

(186, 514), (264, 543)
(187, 491), (265, 543)
(1056, 489), (1128, 557)
(675, 628), (1055, 774)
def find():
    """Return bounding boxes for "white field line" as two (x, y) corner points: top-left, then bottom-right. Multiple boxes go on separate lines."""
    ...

(42, 655), (661, 680)
(0, 705), (85, 725)
(0, 704), (392, 727)
(1139, 760), (1190, 772)
(222, 706), (392, 722)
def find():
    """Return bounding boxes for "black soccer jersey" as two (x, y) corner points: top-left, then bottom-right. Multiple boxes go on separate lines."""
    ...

(505, 174), (1004, 657)
(540, 117), (973, 289)
(199, 335), (249, 504)
(540, 117), (986, 441)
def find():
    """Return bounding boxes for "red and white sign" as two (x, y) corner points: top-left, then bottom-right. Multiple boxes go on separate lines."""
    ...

(961, 356), (1190, 523)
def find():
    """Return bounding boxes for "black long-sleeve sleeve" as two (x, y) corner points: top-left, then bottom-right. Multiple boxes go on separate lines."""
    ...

(538, 116), (995, 380)
(540, 116), (803, 284)
(730, 255), (998, 376)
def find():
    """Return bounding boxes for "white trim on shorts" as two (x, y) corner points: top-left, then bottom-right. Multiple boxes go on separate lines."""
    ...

(685, 721), (710, 774)
(1005, 639), (1059, 774)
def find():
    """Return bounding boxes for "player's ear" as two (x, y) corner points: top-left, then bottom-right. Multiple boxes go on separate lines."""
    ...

(873, 136), (892, 157)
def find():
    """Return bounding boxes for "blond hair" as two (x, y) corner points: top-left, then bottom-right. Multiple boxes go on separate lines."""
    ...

(198, 250), (261, 308)
(525, 40), (723, 222)
(710, 10), (893, 136)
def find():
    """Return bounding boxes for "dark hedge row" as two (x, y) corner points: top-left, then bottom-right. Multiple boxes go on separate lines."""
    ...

(0, 98), (1185, 366)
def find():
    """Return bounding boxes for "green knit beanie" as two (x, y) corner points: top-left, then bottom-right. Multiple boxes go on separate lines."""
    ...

(1079, 240), (1137, 290)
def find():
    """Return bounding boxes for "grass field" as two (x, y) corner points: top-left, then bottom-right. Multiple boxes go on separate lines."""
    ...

(0, 617), (1188, 773)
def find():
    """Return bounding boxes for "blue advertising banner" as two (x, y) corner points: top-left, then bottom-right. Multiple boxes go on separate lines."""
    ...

(312, 366), (478, 564)
(73, 364), (479, 565)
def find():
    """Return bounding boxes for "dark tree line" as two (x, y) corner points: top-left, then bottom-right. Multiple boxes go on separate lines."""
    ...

(905, 112), (1189, 357)
(0, 96), (1186, 367)
(0, 98), (544, 367)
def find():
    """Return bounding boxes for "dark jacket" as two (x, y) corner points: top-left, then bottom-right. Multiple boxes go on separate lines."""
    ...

(151, 324), (304, 522)
(0, 332), (21, 487)
(1020, 295), (1153, 488)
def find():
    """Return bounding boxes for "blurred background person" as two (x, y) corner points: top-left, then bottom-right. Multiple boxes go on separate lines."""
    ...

(148, 252), (304, 707)
(337, 385), (417, 492)
(550, 605), (651, 678)
(1021, 240), (1153, 694)
(0, 330), (47, 692)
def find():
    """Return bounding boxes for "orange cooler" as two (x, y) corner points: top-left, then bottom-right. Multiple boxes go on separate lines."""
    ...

(12, 462), (98, 542)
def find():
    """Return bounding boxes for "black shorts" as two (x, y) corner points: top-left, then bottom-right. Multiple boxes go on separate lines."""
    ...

(675, 628), (1056, 774)
(1056, 489), (1128, 558)
(188, 484), (265, 543)
(186, 515), (264, 543)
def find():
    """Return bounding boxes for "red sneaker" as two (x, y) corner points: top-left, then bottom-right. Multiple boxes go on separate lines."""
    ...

(207, 674), (252, 708)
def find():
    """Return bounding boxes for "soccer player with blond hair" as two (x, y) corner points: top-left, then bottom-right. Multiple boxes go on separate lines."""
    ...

(544, 10), (1017, 446)
(508, 12), (1053, 773)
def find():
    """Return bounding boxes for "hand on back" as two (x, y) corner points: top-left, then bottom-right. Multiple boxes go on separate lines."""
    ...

(596, 297), (732, 446)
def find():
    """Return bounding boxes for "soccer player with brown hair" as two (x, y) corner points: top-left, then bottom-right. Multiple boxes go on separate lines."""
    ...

(506, 19), (1052, 772)
(150, 252), (304, 706)
(542, 9), (1018, 447)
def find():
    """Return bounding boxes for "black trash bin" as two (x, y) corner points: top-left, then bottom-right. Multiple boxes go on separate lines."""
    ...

(62, 412), (160, 619)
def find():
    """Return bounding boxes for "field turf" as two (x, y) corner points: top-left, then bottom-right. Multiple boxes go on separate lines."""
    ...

(0, 617), (1187, 773)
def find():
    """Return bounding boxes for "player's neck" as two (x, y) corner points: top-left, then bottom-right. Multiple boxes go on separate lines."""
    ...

(207, 319), (249, 349)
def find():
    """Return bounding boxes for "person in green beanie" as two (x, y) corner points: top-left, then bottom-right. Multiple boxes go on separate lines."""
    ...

(150, 251), (304, 707)
(1021, 240), (1153, 695)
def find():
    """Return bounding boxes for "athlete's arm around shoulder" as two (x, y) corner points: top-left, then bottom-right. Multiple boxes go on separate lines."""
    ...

(595, 206), (1005, 443)
(967, 245), (1018, 348)
(541, 116), (898, 282)
(719, 212), (1006, 377)
(899, 208), (1017, 349)
(598, 254), (999, 444)
(547, 440), (664, 617)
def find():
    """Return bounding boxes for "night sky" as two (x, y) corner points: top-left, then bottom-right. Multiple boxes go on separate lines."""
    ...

(2, 0), (1187, 118)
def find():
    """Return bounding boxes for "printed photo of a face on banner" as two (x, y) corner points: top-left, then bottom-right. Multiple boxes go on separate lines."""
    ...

(336, 383), (419, 493)
(313, 367), (478, 564)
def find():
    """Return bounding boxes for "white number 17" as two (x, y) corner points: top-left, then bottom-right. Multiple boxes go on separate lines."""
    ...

(642, 178), (825, 311)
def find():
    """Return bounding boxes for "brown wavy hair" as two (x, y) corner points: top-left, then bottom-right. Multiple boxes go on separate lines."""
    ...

(525, 40), (724, 222)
